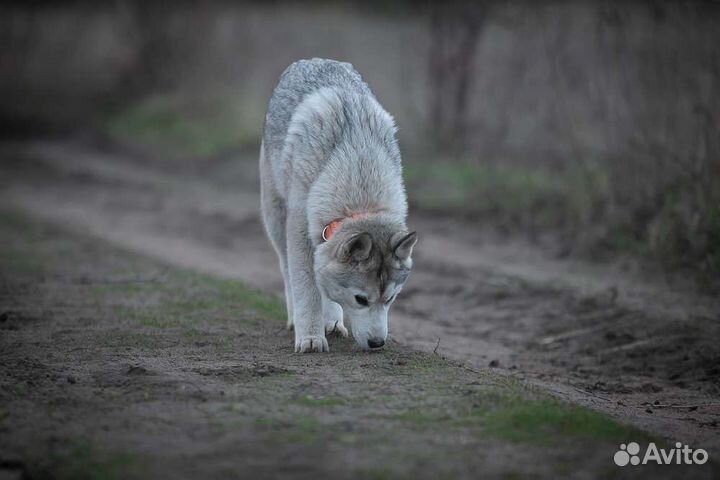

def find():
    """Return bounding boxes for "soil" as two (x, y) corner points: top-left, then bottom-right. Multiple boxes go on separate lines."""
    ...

(5, 211), (606, 479)
(1, 138), (719, 477)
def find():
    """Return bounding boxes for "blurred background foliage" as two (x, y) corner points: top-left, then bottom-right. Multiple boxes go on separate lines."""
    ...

(1, 0), (718, 279)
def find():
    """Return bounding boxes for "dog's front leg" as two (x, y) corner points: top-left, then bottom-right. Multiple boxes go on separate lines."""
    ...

(286, 202), (328, 353)
(322, 295), (349, 338)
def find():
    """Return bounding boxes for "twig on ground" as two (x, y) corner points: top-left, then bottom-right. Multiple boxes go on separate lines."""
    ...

(537, 323), (611, 346)
(433, 338), (441, 355)
(572, 386), (613, 403)
(598, 336), (683, 355)
(640, 402), (720, 410)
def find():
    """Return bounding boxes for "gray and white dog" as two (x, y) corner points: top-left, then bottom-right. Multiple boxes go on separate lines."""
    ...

(260, 58), (417, 353)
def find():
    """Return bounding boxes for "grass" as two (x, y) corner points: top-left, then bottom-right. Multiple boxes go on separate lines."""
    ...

(405, 158), (720, 284)
(88, 272), (285, 330)
(388, 390), (649, 445)
(97, 270), (285, 330)
(404, 160), (608, 230)
(0, 242), (46, 274)
(403, 353), (449, 370)
(647, 187), (720, 278)
(26, 439), (141, 480)
(391, 409), (451, 427)
(0, 207), (283, 347)
(255, 416), (324, 445)
(0, 211), (50, 273)
(291, 395), (347, 407)
(1, 209), (669, 477)
(104, 89), (263, 157)
(195, 272), (287, 322)
(480, 398), (650, 444)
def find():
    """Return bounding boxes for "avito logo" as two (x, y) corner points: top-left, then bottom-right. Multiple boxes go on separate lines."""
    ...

(614, 442), (709, 466)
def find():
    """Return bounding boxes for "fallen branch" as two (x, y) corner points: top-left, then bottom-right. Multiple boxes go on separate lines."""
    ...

(640, 402), (720, 410)
(537, 324), (609, 346)
(572, 386), (614, 403)
(598, 336), (683, 355)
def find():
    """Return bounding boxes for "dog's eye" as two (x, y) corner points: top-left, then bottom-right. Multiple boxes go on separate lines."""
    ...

(354, 295), (369, 307)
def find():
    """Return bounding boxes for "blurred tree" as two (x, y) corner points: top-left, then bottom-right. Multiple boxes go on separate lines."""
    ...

(427, 0), (491, 152)
(115, 0), (214, 97)
(596, 2), (720, 273)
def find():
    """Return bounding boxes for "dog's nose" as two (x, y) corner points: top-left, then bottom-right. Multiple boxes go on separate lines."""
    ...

(367, 337), (385, 349)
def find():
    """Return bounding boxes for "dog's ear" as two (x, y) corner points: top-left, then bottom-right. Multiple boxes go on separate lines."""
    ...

(340, 233), (373, 262)
(393, 231), (417, 260)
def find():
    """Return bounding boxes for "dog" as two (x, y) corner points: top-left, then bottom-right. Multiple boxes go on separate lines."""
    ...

(260, 58), (417, 353)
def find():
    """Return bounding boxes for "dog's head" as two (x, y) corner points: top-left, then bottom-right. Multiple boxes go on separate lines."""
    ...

(314, 217), (417, 350)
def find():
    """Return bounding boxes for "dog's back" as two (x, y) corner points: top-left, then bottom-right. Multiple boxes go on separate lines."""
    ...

(263, 58), (371, 167)
(262, 58), (406, 226)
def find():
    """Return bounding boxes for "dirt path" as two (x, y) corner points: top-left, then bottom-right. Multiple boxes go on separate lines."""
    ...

(1, 139), (719, 453)
(7, 207), (707, 480)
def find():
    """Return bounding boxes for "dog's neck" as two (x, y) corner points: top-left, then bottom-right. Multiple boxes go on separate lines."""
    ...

(322, 212), (375, 242)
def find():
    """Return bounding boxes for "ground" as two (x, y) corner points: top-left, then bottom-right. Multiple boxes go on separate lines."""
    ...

(0, 210), (663, 479)
(0, 138), (719, 478)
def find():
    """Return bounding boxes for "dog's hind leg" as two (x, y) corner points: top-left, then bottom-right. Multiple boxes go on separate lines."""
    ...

(260, 143), (294, 329)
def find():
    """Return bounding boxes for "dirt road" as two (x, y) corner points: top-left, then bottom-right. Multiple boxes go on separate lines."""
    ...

(5, 206), (696, 479)
(1, 139), (719, 453)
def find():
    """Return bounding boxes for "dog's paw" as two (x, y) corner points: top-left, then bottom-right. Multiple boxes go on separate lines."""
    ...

(325, 320), (349, 338)
(294, 335), (329, 353)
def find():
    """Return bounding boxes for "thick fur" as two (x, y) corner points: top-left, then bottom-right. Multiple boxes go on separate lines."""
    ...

(260, 58), (417, 353)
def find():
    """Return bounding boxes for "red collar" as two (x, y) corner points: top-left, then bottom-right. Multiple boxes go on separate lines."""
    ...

(322, 213), (368, 242)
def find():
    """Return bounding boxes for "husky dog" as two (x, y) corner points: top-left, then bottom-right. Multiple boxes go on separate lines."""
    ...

(260, 58), (417, 353)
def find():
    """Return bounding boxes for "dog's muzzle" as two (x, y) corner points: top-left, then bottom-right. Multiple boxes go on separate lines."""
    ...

(367, 337), (385, 349)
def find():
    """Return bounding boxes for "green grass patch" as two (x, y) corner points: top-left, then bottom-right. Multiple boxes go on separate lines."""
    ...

(395, 352), (451, 371)
(404, 160), (608, 229)
(481, 398), (649, 444)
(90, 282), (164, 296)
(0, 210), (50, 273)
(0, 210), (50, 239)
(391, 409), (452, 426)
(404, 159), (720, 282)
(197, 273), (286, 322)
(100, 271), (285, 329)
(0, 242), (47, 274)
(27, 439), (141, 480)
(291, 395), (347, 407)
(388, 386), (649, 445)
(105, 90), (262, 157)
(112, 299), (227, 328)
(255, 416), (323, 445)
